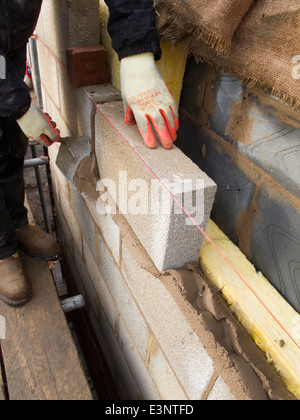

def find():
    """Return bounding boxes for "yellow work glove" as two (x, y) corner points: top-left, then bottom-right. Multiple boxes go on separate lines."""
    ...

(17, 103), (60, 147)
(121, 53), (179, 150)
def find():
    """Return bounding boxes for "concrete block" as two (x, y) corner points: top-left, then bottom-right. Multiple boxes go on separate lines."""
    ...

(98, 234), (150, 361)
(148, 345), (188, 400)
(95, 101), (217, 271)
(37, 42), (60, 109)
(90, 302), (143, 400)
(187, 62), (300, 197)
(65, 242), (89, 300)
(85, 200), (121, 266)
(48, 143), (71, 203)
(121, 244), (215, 399)
(235, 96), (300, 197)
(251, 184), (300, 312)
(55, 204), (74, 255)
(57, 185), (83, 257)
(69, 184), (97, 261)
(118, 318), (160, 400)
(177, 116), (256, 243)
(83, 84), (122, 105)
(82, 236), (119, 332)
(67, 45), (109, 88)
(207, 377), (236, 401)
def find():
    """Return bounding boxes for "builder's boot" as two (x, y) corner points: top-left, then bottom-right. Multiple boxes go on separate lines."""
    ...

(0, 253), (32, 307)
(16, 225), (59, 260)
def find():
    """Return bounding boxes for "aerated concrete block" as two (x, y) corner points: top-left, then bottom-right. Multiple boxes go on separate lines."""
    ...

(95, 102), (217, 271)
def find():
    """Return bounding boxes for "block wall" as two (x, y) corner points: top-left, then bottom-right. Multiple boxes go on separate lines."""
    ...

(32, 0), (288, 400)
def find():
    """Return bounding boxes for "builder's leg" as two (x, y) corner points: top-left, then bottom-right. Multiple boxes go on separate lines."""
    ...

(5, 47), (59, 260)
(3, 119), (59, 259)
(0, 120), (32, 306)
(0, 119), (58, 306)
(0, 186), (31, 306)
(1, 158), (59, 260)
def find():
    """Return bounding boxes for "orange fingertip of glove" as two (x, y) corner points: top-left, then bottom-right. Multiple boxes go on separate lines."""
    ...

(139, 119), (158, 150)
(41, 113), (61, 146)
(124, 105), (136, 126)
(140, 115), (174, 150)
(124, 105), (179, 151)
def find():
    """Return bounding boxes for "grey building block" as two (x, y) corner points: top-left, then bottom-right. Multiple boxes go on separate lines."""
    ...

(235, 96), (300, 197)
(183, 60), (300, 198)
(95, 101), (217, 271)
(251, 185), (300, 312)
(179, 58), (245, 143)
(176, 116), (256, 243)
(82, 84), (122, 105)
(210, 73), (245, 143)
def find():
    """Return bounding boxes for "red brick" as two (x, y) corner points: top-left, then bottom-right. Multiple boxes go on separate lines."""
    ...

(67, 45), (110, 88)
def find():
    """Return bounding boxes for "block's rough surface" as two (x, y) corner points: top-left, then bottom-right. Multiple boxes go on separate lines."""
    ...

(95, 101), (217, 271)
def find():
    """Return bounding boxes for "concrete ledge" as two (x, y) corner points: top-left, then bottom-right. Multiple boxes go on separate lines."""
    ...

(95, 101), (217, 271)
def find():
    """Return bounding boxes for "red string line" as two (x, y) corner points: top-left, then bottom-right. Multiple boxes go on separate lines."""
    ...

(33, 34), (300, 351)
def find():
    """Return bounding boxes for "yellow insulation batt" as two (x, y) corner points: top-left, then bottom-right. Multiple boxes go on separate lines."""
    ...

(199, 219), (300, 399)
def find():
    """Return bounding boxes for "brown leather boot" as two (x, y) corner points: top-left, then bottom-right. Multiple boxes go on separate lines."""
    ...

(16, 225), (59, 260)
(0, 253), (32, 307)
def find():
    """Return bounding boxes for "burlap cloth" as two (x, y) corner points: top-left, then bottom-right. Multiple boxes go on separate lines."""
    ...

(155, 0), (300, 108)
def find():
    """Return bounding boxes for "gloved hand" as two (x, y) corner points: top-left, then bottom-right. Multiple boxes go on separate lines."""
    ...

(17, 103), (60, 147)
(121, 53), (179, 150)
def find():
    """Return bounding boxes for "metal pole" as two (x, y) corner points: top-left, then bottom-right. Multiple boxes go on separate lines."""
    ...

(24, 157), (49, 168)
(61, 295), (86, 313)
(28, 38), (52, 234)
(28, 37), (43, 109)
(30, 144), (52, 234)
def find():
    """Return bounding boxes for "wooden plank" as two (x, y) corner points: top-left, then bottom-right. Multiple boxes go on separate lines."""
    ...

(0, 254), (93, 400)
(200, 220), (300, 399)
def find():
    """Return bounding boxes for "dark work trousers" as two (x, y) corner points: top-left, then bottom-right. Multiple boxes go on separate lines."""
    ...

(0, 118), (28, 260)
(0, 47), (29, 260)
